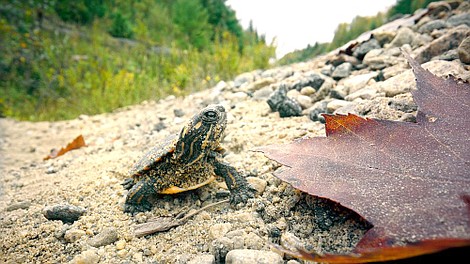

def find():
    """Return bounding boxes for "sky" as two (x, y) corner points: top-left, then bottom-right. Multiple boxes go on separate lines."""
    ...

(226, 0), (397, 58)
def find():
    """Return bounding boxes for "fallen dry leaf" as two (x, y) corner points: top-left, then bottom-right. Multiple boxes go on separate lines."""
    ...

(258, 52), (470, 262)
(44, 135), (86, 160)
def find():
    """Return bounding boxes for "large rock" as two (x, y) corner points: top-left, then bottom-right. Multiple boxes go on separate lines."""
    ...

(331, 62), (352, 80)
(447, 12), (470, 27)
(353, 38), (381, 59)
(267, 84), (302, 117)
(387, 27), (417, 48)
(363, 48), (404, 70)
(417, 19), (448, 34)
(342, 72), (379, 94)
(414, 24), (470, 63)
(458, 36), (470, 64)
(373, 59), (469, 97)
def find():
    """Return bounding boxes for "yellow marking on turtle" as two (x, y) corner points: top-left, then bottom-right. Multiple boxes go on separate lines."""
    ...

(159, 175), (217, 194)
(201, 126), (213, 150)
(226, 169), (238, 188)
(193, 121), (202, 130)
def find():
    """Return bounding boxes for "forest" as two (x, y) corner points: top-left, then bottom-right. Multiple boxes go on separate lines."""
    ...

(0, 0), (439, 121)
(1, 0), (275, 120)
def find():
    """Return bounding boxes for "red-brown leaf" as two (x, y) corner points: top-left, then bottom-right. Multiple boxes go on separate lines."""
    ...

(258, 52), (470, 261)
(43, 135), (86, 160)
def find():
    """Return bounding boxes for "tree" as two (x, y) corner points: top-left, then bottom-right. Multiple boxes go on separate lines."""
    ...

(172, 0), (211, 50)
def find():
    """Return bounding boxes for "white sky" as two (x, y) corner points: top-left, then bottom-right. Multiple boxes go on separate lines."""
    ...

(226, 0), (397, 58)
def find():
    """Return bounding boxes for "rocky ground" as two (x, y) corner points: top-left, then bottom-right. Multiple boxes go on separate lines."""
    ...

(1, 2), (469, 263)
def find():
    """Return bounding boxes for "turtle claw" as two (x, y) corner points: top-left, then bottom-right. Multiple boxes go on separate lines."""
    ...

(124, 201), (152, 215)
(230, 183), (256, 205)
(124, 177), (157, 214)
(121, 178), (135, 190)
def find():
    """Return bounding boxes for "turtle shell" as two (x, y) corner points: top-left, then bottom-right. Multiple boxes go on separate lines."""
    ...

(129, 134), (178, 177)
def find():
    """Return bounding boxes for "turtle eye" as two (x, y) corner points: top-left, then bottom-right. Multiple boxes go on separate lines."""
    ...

(203, 110), (218, 121)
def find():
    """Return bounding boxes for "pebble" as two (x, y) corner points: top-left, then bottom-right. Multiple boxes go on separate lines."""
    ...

(225, 249), (283, 264)
(211, 237), (234, 263)
(209, 223), (232, 239)
(300, 86), (316, 96)
(64, 229), (86, 243)
(247, 177), (267, 195)
(6, 201), (31, 211)
(70, 249), (100, 264)
(115, 240), (127, 250)
(326, 99), (353, 113)
(458, 36), (470, 64)
(331, 62), (352, 80)
(42, 204), (86, 223)
(243, 232), (264, 249)
(188, 254), (215, 264)
(87, 227), (119, 247)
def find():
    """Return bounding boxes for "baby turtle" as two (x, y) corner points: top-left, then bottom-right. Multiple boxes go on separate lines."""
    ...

(123, 104), (255, 214)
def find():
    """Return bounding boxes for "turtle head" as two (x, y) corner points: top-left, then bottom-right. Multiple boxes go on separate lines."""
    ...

(175, 104), (227, 165)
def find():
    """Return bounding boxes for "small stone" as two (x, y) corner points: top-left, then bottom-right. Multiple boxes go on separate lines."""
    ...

(267, 84), (302, 118)
(87, 227), (119, 247)
(244, 77), (276, 92)
(6, 201), (31, 211)
(153, 122), (166, 132)
(418, 19), (448, 34)
(115, 240), (127, 250)
(211, 237), (234, 263)
(188, 254), (215, 264)
(287, 260), (301, 264)
(43, 204), (86, 224)
(64, 229), (86, 243)
(447, 12), (470, 27)
(345, 87), (378, 101)
(246, 177), (267, 195)
(252, 86), (274, 100)
(373, 31), (396, 46)
(388, 27), (416, 48)
(343, 72), (378, 94)
(133, 252), (143, 262)
(308, 100), (329, 123)
(209, 223), (232, 240)
(225, 249), (283, 264)
(173, 108), (185, 117)
(300, 86), (316, 96)
(399, 113), (417, 123)
(46, 166), (57, 174)
(117, 249), (128, 258)
(243, 232), (264, 249)
(226, 92), (249, 103)
(327, 100), (353, 113)
(353, 38), (381, 59)
(458, 36), (470, 64)
(281, 232), (304, 253)
(331, 62), (352, 80)
(70, 249), (100, 264)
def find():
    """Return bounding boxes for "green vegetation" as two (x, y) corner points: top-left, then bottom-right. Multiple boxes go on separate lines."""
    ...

(277, 0), (444, 66)
(0, 0), (275, 121)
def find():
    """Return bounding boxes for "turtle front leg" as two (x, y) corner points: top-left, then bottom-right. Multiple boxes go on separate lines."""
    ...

(124, 176), (157, 214)
(212, 156), (256, 205)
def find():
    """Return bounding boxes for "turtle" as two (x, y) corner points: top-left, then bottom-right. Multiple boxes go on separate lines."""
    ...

(122, 104), (255, 214)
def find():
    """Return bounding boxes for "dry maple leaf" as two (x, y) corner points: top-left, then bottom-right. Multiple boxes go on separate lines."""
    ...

(258, 52), (470, 262)
(44, 135), (86, 160)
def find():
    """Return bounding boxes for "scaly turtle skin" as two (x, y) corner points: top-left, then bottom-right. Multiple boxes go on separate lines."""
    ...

(123, 104), (255, 214)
